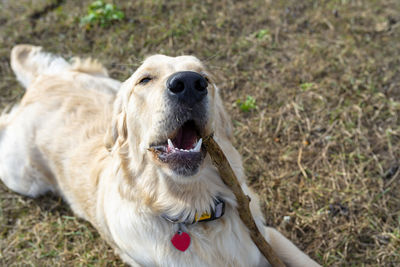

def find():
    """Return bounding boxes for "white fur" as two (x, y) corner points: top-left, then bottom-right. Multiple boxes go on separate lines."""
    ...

(10, 45), (70, 88)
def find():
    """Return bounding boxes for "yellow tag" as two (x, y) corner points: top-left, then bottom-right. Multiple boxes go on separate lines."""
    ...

(196, 212), (211, 222)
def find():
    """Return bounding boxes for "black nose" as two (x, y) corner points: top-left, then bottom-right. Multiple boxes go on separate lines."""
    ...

(167, 71), (208, 106)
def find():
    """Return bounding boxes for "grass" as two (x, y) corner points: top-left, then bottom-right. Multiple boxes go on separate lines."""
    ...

(80, 1), (124, 28)
(236, 95), (258, 112)
(1, 0), (400, 266)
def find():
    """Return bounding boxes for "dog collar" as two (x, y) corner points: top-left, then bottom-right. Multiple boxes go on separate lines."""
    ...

(164, 197), (225, 252)
(161, 197), (225, 225)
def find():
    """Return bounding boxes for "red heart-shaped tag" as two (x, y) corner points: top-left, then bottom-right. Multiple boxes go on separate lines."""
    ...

(171, 231), (191, 252)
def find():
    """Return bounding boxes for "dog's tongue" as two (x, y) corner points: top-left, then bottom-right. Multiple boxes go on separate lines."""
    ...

(173, 122), (197, 150)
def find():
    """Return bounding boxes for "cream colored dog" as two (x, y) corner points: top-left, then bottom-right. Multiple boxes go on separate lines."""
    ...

(0, 45), (320, 267)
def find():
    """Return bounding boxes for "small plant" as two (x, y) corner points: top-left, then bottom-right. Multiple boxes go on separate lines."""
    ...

(80, 1), (124, 28)
(236, 95), (257, 112)
(300, 82), (314, 91)
(254, 29), (271, 40)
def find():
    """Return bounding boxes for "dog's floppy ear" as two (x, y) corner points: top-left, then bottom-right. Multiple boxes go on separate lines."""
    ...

(105, 94), (128, 151)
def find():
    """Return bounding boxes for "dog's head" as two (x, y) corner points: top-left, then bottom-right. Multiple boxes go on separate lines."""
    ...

(106, 55), (231, 180)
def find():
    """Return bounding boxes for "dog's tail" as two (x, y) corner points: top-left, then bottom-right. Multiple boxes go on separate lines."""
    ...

(11, 44), (109, 89)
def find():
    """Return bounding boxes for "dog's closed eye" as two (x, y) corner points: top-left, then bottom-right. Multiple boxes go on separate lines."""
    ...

(139, 77), (152, 85)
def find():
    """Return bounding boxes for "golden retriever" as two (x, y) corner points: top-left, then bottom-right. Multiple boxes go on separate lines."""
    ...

(0, 45), (320, 267)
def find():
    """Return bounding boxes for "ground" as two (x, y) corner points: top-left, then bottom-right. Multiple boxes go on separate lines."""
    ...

(0, 0), (399, 266)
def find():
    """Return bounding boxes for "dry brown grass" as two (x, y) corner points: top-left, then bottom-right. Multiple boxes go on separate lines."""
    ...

(1, 0), (399, 266)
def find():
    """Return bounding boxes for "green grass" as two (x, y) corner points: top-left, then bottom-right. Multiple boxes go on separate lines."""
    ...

(80, 0), (124, 28)
(1, 0), (400, 266)
(236, 95), (258, 112)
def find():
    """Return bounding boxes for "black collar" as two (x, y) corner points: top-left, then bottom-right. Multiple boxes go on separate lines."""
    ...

(161, 197), (225, 225)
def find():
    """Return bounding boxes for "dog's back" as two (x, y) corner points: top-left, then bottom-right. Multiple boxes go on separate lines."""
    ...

(0, 45), (119, 200)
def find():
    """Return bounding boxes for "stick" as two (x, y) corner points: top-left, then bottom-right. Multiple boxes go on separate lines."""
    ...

(203, 135), (286, 267)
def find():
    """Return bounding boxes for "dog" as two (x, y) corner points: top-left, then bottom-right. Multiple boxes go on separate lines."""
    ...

(0, 45), (320, 267)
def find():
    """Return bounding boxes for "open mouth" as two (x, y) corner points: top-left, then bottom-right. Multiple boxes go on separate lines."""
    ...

(149, 120), (206, 176)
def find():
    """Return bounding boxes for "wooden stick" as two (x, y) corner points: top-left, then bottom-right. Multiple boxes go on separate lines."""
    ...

(203, 135), (286, 267)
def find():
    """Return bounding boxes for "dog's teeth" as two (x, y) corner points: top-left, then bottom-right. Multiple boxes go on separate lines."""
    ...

(168, 139), (174, 149)
(193, 138), (202, 152)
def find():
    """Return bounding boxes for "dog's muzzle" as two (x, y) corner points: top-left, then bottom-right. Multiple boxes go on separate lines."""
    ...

(148, 72), (210, 177)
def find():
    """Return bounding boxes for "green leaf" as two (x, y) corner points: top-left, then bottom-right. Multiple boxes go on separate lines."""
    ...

(300, 82), (314, 91)
(255, 29), (270, 40)
(79, 1), (125, 28)
(236, 95), (257, 112)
